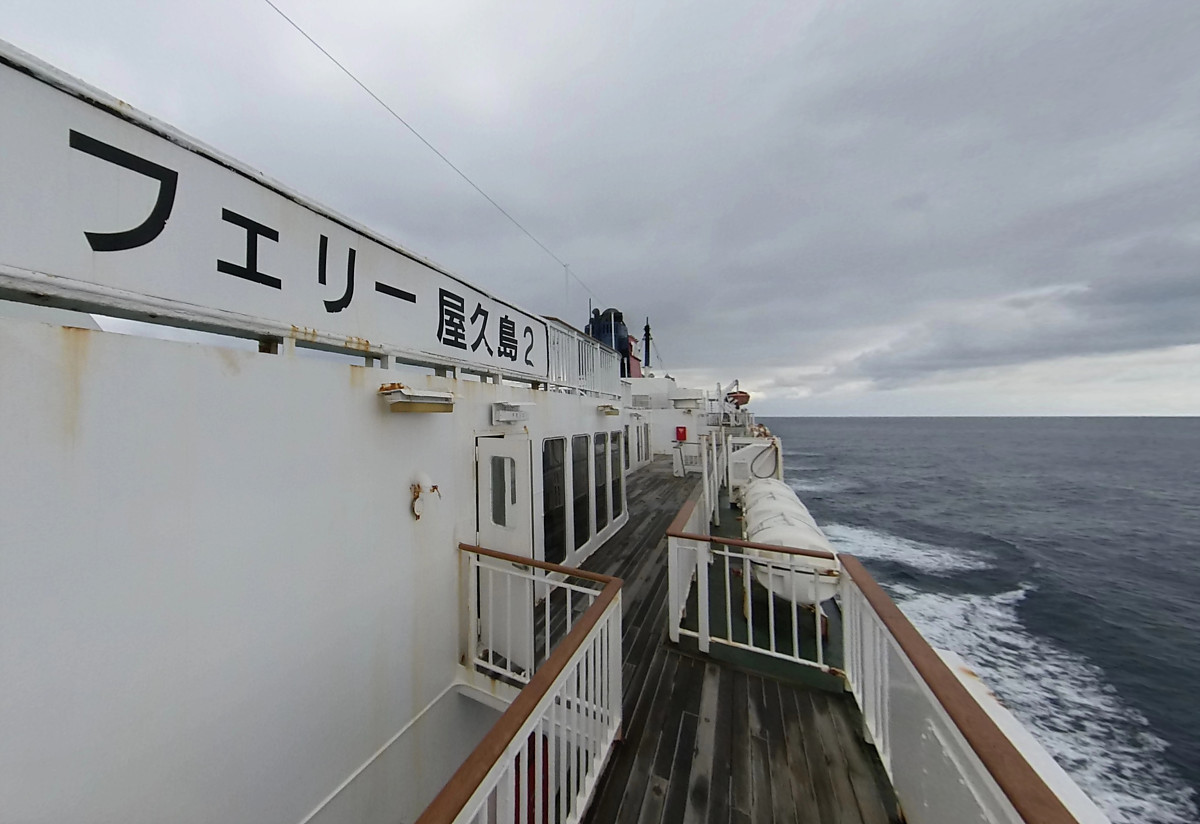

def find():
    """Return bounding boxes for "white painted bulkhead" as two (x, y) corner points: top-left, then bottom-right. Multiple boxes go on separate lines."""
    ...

(0, 314), (628, 824)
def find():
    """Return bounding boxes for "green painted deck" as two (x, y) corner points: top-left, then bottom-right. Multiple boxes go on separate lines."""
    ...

(579, 457), (900, 824)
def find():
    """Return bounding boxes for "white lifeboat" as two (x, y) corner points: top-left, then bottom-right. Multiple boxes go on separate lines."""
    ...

(741, 478), (839, 606)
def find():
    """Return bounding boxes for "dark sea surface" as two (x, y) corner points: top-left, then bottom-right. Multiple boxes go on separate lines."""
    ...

(762, 417), (1200, 824)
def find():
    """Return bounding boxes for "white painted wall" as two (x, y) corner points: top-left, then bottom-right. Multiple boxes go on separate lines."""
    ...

(0, 315), (638, 823)
(0, 318), (464, 823)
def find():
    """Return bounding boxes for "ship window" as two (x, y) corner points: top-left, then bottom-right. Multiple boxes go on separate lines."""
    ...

(623, 425), (630, 469)
(490, 456), (514, 527)
(611, 431), (623, 517)
(572, 435), (590, 549)
(594, 433), (608, 531)
(542, 438), (566, 564)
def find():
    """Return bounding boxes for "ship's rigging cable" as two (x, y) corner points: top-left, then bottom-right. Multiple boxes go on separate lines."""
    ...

(259, 0), (601, 303)
(652, 341), (667, 370)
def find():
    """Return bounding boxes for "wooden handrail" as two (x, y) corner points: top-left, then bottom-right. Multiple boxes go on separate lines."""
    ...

(416, 546), (623, 824)
(667, 530), (837, 561)
(840, 555), (1079, 824)
(460, 542), (619, 586)
(666, 483), (702, 535)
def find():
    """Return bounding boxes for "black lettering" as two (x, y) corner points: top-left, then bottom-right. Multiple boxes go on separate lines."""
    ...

(469, 303), (492, 355)
(497, 315), (518, 361)
(437, 289), (468, 349)
(523, 326), (536, 367)
(217, 209), (281, 289)
(375, 281), (417, 303)
(69, 130), (178, 251)
(318, 234), (355, 313)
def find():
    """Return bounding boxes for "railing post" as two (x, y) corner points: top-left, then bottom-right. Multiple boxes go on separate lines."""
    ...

(466, 551), (478, 668)
(697, 539), (711, 653)
(710, 435), (721, 527)
(813, 567), (824, 667)
(667, 535), (681, 643)
(725, 434), (733, 495)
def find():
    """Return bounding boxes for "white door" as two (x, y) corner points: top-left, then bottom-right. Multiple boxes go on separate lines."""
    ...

(475, 435), (535, 677)
(476, 435), (532, 555)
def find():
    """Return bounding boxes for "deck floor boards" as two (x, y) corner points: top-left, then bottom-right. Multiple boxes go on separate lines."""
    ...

(580, 457), (899, 824)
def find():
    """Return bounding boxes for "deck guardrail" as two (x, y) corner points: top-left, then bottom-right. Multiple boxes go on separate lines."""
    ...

(666, 456), (839, 673)
(465, 545), (610, 684)
(667, 529), (838, 673)
(417, 545), (622, 824)
(662, 444), (1094, 824)
(840, 555), (1087, 824)
(546, 320), (622, 399)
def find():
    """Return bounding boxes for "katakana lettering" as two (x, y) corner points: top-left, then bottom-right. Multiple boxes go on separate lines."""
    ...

(497, 315), (518, 361)
(69, 130), (178, 252)
(375, 282), (416, 303)
(437, 289), (468, 349)
(318, 234), (355, 313)
(470, 303), (492, 355)
(217, 209), (281, 289)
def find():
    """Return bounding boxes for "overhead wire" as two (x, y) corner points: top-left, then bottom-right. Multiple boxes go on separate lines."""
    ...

(259, 0), (602, 304)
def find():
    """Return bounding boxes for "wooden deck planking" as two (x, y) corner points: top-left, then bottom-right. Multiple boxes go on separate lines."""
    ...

(707, 666), (734, 824)
(580, 457), (899, 824)
(618, 653), (680, 824)
(758, 677), (801, 824)
(681, 662), (720, 824)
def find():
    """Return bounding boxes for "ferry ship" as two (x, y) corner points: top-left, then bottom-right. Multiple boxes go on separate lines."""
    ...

(0, 40), (1109, 824)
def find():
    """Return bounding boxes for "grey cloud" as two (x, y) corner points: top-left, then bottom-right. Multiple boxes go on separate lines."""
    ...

(837, 234), (1200, 387)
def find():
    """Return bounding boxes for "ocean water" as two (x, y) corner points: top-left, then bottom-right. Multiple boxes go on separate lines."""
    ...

(762, 417), (1200, 824)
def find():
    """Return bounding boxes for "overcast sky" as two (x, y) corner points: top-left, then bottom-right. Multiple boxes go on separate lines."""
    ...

(4, 0), (1199, 414)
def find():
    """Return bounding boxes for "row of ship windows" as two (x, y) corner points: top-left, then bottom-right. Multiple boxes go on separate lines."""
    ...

(541, 423), (648, 564)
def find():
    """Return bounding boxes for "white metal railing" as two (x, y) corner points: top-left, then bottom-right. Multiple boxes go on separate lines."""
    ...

(669, 538), (837, 672)
(666, 485), (707, 634)
(673, 441), (703, 476)
(699, 433), (726, 528)
(419, 545), (622, 824)
(666, 463), (838, 675)
(705, 411), (753, 430)
(840, 565), (892, 773)
(666, 429), (833, 671)
(838, 555), (1102, 824)
(465, 546), (607, 684)
(546, 320), (622, 398)
(667, 434), (838, 673)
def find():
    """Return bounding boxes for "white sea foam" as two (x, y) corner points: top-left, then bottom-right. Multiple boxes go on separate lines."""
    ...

(889, 584), (1198, 824)
(823, 523), (992, 574)
(787, 478), (853, 494)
